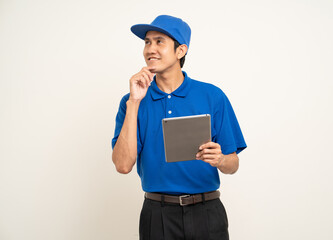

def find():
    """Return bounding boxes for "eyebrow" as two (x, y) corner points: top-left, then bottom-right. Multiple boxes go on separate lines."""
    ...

(144, 36), (166, 41)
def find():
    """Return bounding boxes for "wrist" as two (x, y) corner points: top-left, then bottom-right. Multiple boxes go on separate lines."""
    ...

(126, 98), (141, 112)
(217, 154), (225, 169)
(127, 98), (141, 105)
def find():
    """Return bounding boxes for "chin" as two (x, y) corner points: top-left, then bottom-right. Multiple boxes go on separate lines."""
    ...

(148, 65), (161, 73)
(151, 67), (160, 73)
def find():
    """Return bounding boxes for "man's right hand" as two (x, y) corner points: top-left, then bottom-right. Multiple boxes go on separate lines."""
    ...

(129, 67), (155, 101)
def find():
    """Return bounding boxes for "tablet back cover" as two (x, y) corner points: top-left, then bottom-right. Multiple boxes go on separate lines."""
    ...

(162, 114), (211, 162)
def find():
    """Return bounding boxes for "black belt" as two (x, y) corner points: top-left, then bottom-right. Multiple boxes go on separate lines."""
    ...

(145, 191), (220, 206)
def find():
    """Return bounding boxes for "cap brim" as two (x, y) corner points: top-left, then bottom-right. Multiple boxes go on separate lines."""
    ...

(131, 24), (175, 41)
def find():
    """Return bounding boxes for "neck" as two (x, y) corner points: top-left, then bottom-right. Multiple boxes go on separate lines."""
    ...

(155, 68), (184, 94)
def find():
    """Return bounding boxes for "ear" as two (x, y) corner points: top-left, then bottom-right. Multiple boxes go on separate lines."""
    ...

(177, 44), (188, 59)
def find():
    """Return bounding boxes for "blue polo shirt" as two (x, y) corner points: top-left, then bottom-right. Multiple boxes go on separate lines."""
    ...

(112, 71), (247, 195)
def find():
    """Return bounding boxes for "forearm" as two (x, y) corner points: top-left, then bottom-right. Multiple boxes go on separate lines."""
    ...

(217, 152), (239, 174)
(112, 99), (141, 174)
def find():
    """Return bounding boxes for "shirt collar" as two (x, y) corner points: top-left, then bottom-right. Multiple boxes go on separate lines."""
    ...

(150, 71), (192, 100)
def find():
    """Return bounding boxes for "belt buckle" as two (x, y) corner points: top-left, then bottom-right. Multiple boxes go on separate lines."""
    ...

(179, 195), (190, 206)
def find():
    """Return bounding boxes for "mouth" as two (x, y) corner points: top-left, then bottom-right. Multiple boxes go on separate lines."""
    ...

(148, 57), (160, 61)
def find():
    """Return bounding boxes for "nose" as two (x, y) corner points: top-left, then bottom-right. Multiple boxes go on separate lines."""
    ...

(146, 42), (157, 54)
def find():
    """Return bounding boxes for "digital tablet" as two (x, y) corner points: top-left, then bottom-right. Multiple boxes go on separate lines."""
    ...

(162, 114), (211, 162)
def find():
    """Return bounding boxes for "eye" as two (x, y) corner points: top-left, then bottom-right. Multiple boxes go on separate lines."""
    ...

(145, 40), (150, 45)
(157, 39), (162, 44)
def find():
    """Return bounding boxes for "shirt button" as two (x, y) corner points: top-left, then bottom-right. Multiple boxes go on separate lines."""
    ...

(168, 95), (171, 99)
(168, 110), (172, 114)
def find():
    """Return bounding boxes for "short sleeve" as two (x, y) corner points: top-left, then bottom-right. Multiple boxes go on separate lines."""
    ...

(111, 94), (143, 155)
(213, 90), (247, 155)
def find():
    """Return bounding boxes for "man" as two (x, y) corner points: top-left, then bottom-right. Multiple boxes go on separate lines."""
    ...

(112, 15), (247, 240)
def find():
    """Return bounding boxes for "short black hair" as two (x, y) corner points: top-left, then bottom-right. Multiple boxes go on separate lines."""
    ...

(174, 40), (186, 68)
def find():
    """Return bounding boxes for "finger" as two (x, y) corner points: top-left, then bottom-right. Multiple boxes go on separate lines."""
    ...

(199, 142), (220, 150)
(196, 150), (218, 159)
(200, 158), (215, 165)
(196, 150), (214, 159)
(131, 72), (145, 84)
(136, 76), (147, 88)
(198, 148), (220, 155)
(142, 67), (156, 80)
(201, 158), (221, 166)
(140, 75), (149, 88)
(141, 71), (151, 86)
(199, 154), (217, 160)
(143, 68), (155, 81)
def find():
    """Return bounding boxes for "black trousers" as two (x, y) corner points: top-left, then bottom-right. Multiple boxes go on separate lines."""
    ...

(139, 197), (229, 240)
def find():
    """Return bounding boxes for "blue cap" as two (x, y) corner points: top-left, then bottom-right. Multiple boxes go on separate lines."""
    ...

(131, 15), (191, 49)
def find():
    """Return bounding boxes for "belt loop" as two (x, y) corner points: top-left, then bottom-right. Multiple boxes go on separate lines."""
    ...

(201, 193), (206, 205)
(161, 194), (165, 207)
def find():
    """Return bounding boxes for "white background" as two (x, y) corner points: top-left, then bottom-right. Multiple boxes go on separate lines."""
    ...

(1, 0), (332, 239)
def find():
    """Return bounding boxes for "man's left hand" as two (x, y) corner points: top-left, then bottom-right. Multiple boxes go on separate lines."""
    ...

(196, 142), (224, 168)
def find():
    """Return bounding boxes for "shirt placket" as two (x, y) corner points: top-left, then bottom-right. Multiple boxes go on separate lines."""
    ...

(165, 94), (173, 117)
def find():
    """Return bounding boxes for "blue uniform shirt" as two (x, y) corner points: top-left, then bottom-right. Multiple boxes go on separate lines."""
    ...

(112, 71), (247, 194)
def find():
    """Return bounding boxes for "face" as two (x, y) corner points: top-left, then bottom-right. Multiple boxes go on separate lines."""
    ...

(143, 31), (182, 73)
